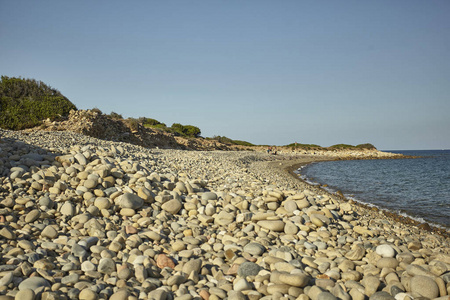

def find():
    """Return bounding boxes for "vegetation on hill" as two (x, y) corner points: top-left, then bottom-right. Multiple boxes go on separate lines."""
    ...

(207, 136), (255, 147)
(284, 143), (323, 150)
(329, 143), (377, 150)
(0, 76), (76, 130)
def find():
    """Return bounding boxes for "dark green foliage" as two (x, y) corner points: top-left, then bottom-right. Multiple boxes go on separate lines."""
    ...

(91, 107), (102, 114)
(0, 76), (76, 130)
(285, 143), (323, 149)
(140, 117), (167, 128)
(356, 143), (377, 149)
(210, 136), (255, 146)
(329, 144), (355, 149)
(108, 111), (123, 120)
(126, 118), (140, 131)
(171, 123), (201, 138)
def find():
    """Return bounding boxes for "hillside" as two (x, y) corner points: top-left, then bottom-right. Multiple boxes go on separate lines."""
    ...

(0, 76), (76, 130)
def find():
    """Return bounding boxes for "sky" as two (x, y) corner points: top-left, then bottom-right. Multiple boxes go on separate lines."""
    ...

(1, 1), (449, 150)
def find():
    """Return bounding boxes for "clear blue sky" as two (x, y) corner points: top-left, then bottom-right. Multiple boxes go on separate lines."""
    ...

(1, 1), (449, 150)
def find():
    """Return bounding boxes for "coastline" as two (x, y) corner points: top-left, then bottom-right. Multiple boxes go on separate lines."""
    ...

(268, 156), (450, 238)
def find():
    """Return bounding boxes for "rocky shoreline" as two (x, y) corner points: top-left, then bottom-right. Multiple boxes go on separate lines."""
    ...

(0, 129), (449, 300)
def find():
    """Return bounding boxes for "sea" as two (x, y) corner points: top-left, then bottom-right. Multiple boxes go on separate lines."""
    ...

(298, 150), (450, 229)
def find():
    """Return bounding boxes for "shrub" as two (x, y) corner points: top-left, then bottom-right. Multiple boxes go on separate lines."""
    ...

(171, 123), (201, 138)
(0, 76), (76, 130)
(126, 118), (140, 131)
(108, 111), (123, 120)
(356, 143), (377, 150)
(140, 117), (167, 128)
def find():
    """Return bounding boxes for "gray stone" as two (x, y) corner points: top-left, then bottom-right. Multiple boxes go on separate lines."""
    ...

(257, 220), (285, 232)
(376, 258), (399, 269)
(238, 261), (262, 277)
(161, 199), (182, 214)
(318, 292), (337, 300)
(72, 244), (87, 258)
(410, 275), (439, 299)
(25, 209), (41, 223)
(243, 242), (266, 256)
(182, 259), (202, 274)
(41, 225), (58, 239)
(98, 258), (116, 274)
(61, 273), (80, 285)
(0, 272), (13, 286)
(202, 192), (218, 201)
(14, 289), (36, 300)
(120, 193), (144, 209)
(234, 278), (252, 292)
(369, 292), (394, 300)
(18, 277), (51, 292)
(60, 202), (75, 216)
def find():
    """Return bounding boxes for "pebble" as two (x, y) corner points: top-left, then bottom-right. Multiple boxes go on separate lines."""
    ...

(0, 128), (448, 300)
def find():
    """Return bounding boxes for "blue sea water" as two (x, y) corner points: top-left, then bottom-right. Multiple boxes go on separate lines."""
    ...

(299, 150), (450, 229)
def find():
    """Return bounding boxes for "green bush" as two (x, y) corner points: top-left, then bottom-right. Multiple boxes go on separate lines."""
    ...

(329, 144), (355, 149)
(210, 136), (254, 146)
(285, 143), (323, 149)
(108, 111), (123, 120)
(356, 143), (377, 149)
(0, 76), (76, 130)
(171, 123), (201, 138)
(140, 117), (167, 128)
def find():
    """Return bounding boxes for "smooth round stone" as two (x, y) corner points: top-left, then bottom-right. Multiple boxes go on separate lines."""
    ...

(0, 227), (16, 239)
(376, 244), (396, 258)
(74, 153), (87, 166)
(278, 273), (310, 288)
(81, 261), (96, 272)
(377, 258), (399, 269)
(72, 244), (87, 258)
(202, 192), (218, 201)
(284, 200), (298, 212)
(243, 242), (266, 256)
(257, 220), (285, 232)
(171, 241), (186, 251)
(79, 288), (98, 300)
(84, 179), (97, 189)
(18, 277), (51, 292)
(14, 289), (35, 300)
(167, 275), (187, 286)
(110, 289), (130, 300)
(119, 208), (135, 216)
(214, 211), (235, 225)
(60, 202), (75, 216)
(94, 197), (111, 210)
(234, 278), (252, 292)
(98, 258), (116, 274)
(61, 273), (80, 285)
(410, 275), (439, 299)
(345, 245), (366, 261)
(0, 272), (13, 286)
(25, 209), (41, 223)
(238, 261), (262, 277)
(318, 292), (337, 300)
(161, 199), (182, 214)
(182, 259), (202, 274)
(311, 216), (324, 227)
(119, 193), (143, 209)
(369, 291), (394, 300)
(41, 225), (58, 239)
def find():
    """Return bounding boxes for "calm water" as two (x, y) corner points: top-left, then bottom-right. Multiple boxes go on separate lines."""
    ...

(300, 150), (450, 229)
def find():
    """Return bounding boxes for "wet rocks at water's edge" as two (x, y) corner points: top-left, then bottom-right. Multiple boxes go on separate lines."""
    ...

(0, 129), (449, 300)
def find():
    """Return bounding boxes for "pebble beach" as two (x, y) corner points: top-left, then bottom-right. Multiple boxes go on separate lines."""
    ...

(0, 129), (449, 300)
